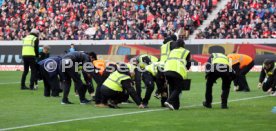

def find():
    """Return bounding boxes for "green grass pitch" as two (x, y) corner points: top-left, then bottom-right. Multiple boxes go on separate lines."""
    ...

(0, 71), (275, 131)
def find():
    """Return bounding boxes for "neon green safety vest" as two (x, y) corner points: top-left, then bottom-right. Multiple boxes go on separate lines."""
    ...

(160, 41), (171, 62)
(103, 71), (131, 92)
(22, 35), (37, 56)
(164, 47), (190, 79)
(264, 63), (276, 77)
(145, 62), (164, 77)
(212, 53), (229, 65)
(138, 54), (158, 68)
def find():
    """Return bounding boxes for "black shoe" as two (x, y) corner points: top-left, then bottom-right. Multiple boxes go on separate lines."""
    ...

(21, 86), (29, 90)
(29, 86), (34, 90)
(143, 103), (149, 108)
(61, 100), (73, 104)
(203, 101), (212, 108)
(221, 104), (228, 109)
(92, 96), (96, 101)
(107, 100), (119, 108)
(80, 99), (91, 104)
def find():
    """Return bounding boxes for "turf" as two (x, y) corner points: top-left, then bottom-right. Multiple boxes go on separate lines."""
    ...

(0, 71), (275, 131)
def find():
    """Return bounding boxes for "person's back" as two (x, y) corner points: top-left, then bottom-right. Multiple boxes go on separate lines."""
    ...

(63, 51), (89, 63)
(227, 54), (253, 69)
(258, 59), (276, 95)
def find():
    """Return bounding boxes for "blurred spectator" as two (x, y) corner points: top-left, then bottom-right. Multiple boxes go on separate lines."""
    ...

(0, 0), (212, 40)
(68, 43), (77, 52)
(196, 0), (276, 39)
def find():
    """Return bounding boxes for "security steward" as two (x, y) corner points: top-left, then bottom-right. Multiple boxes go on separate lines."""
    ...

(100, 63), (144, 109)
(95, 63), (117, 107)
(133, 54), (159, 100)
(142, 62), (166, 107)
(61, 51), (95, 104)
(38, 56), (63, 97)
(203, 53), (235, 109)
(228, 54), (254, 92)
(160, 34), (177, 62)
(258, 59), (276, 95)
(163, 39), (191, 110)
(21, 29), (40, 90)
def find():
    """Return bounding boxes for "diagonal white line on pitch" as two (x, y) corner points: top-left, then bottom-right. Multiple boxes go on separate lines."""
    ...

(0, 95), (269, 131)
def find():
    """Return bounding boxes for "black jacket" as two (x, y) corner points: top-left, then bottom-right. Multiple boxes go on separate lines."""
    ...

(121, 79), (141, 105)
(259, 65), (276, 88)
(62, 52), (90, 64)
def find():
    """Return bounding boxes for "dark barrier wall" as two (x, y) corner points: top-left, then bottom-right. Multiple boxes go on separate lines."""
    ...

(1, 44), (276, 65)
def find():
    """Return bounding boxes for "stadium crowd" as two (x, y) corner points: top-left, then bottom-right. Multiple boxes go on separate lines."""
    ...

(0, 0), (213, 40)
(196, 0), (276, 39)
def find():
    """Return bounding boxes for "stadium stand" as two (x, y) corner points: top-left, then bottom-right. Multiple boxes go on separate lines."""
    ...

(196, 0), (276, 39)
(0, 0), (214, 40)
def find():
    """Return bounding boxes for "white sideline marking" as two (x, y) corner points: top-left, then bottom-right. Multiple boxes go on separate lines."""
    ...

(0, 82), (21, 85)
(0, 95), (269, 131)
(0, 81), (43, 85)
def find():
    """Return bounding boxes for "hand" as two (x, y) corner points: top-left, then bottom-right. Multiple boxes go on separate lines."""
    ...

(257, 83), (262, 89)
(138, 104), (145, 109)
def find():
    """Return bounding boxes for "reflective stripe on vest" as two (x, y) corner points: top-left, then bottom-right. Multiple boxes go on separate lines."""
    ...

(103, 71), (131, 92)
(265, 63), (276, 77)
(138, 54), (158, 68)
(160, 41), (171, 62)
(164, 48), (190, 79)
(22, 35), (36, 56)
(212, 53), (229, 65)
(145, 62), (164, 76)
(166, 49), (189, 65)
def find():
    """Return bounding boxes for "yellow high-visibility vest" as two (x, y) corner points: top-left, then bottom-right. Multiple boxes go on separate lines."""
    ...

(164, 47), (190, 79)
(160, 41), (171, 62)
(22, 35), (37, 56)
(138, 54), (158, 68)
(103, 71), (131, 92)
(145, 62), (164, 77)
(212, 53), (229, 65)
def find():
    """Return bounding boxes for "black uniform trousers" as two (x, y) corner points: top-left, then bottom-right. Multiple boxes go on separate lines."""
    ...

(92, 72), (105, 104)
(41, 68), (60, 97)
(165, 72), (184, 110)
(62, 66), (86, 102)
(156, 72), (167, 107)
(82, 71), (95, 94)
(205, 67), (232, 106)
(21, 56), (37, 88)
(134, 68), (142, 101)
(142, 71), (155, 105)
(234, 61), (254, 91)
(262, 76), (276, 92)
(142, 71), (165, 105)
(101, 85), (129, 105)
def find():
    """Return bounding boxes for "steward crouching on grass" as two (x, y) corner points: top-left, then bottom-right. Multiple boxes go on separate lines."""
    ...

(132, 54), (159, 101)
(163, 39), (191, 110)
(100, 63), (144, 109)
(258, 59), (276, 96)
(95, 63), (117, 107)
(203, 53), (235, 109)
(38, 56), (63, 97)
(227, 54), (254, 92)
(61, 51), (95, 104)
(142, 62), (166, 108)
